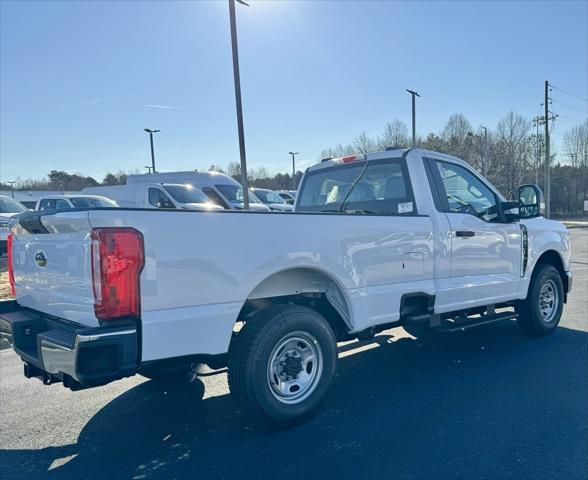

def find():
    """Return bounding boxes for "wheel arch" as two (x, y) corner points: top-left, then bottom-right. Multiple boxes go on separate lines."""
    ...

(528, 249), (569, 300)
(236, 267), (353, 339)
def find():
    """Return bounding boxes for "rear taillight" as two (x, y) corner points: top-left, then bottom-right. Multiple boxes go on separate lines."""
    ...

(7, 234), (15, 296)
(91, 228), (144, 321)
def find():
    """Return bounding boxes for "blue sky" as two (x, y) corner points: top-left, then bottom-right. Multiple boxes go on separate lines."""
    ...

(1, 0), (587, 182)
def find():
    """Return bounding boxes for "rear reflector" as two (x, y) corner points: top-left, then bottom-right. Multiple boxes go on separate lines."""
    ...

(7, 234), (15, 296)
(91, 228), (144, 321)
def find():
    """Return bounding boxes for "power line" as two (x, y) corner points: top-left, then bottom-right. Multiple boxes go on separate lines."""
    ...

(551, 84), (588, 102)
(555, 113), (585, 124)
(551, 99), (588, 114)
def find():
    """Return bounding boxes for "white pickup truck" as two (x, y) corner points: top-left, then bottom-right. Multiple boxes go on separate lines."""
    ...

(0, 148), (572, 426)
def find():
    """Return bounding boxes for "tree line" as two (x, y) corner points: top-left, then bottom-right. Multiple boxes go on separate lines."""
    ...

(2, 112), (586, 215)
(319, 113), (588, 216)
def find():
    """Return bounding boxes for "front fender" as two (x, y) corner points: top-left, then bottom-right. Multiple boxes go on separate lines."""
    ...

(519, 218), (571, 299)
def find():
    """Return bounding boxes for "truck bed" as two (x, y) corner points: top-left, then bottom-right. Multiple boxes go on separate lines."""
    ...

(11, 208), (434, 361)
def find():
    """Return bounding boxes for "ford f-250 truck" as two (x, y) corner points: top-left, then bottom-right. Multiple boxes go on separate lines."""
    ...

(0, 148), (572, 426)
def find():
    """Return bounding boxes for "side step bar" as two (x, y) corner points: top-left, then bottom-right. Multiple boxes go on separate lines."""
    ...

(435, 311), (517, 333)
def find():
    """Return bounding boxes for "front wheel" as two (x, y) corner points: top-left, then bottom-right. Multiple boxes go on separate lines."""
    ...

(516, 264), (564, 336)
(228, 305), (337, 427)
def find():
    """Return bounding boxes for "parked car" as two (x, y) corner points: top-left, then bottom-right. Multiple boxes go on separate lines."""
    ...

(1, 148), (572, 428)
(276, 191), (296, 205)
(34, 194), (118, 211)
(127, 171), (270, 211)
(250, 188), (293, 212)
(82, 183), (224, 211)
(0, 196), (28, 254)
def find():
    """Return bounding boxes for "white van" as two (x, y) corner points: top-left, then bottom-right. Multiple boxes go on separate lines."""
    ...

(82, 183), (223, 211)
(126, 171), (270, 211)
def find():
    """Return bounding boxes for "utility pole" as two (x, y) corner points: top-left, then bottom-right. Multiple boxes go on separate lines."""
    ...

(406, 89), (420, 147)
(532, 115), (545, 185)
(144, 166), (153, 174)
(228, 0), (250, 209)
(544, 81), (551, 218)
(480, 126), (488, 177)
(144, 128), (160, 173)
(7, 181), (15, 198)
(289, 151), (299, 190)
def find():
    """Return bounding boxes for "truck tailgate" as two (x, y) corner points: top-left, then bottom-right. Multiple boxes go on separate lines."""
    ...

(12, 211), (99, 327)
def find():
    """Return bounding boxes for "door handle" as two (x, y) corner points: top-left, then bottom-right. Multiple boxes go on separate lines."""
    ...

(456, 230), (475, 237)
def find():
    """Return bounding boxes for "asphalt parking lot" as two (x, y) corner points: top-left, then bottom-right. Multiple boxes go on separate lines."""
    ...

(0, 229), (586, 480)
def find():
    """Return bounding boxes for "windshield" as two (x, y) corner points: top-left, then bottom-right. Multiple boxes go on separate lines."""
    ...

(215, 184), (261, 204)
(70, 197), (118, 208)
(163, 185), (209, 204)
(0, 197), (27, 213)
(254, 190), (286, 204)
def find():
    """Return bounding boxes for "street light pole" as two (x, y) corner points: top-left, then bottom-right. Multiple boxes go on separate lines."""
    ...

(228, 0), (250, 209)
(7, 181), (15, 198)
(480, 126), (487, 177)
(289, 151), (299, 190)
(144, 128), (160, 173)
(406, 89), (420, 147)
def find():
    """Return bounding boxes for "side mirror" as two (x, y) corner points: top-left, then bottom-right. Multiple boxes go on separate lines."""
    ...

(498, 200), (520, 223)
(517, 184), (544, 219)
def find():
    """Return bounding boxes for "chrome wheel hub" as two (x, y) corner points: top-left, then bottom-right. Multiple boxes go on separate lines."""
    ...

(538, 279), (559, 323)
(267, 331), (323, 405)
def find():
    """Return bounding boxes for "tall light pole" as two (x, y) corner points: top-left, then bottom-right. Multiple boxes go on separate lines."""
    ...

(480, 126), (487, 177)
(144, 128), (160, 173)
(228, 0), (250, 209)
(7, 181), (15, 198)
(406, 89), (420, 147)
(289, 151), (299, 190)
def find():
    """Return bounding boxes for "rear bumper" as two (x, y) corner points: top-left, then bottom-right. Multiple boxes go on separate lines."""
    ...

(0, 301), (138, 390)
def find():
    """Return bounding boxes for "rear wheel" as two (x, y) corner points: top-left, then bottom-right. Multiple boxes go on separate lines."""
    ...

(516, 264), (564, 336)
(228, 305), (337, 427)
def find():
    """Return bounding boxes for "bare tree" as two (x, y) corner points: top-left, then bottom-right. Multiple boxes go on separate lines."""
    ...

(563, 120), (588, 167)
(493, 112), (532, 198)
(352, 131), (377, 154)
(442, 114), (473, 144)
(377, 119), (409, 149)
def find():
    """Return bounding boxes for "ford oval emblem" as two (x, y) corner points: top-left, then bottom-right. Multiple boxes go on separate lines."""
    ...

(35, 250), (48, 268)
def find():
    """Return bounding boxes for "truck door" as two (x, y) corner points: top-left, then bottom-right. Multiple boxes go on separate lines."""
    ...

(428, 158), (521, 309)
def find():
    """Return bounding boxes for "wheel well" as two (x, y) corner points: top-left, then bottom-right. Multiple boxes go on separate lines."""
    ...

(237, 268), (352, 341)
(535, 250), (568, 292)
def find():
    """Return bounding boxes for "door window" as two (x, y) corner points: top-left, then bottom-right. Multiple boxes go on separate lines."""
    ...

(435, 161), (498, 222)
(55, 199), (70, 209)
(148, 188), (175, 208)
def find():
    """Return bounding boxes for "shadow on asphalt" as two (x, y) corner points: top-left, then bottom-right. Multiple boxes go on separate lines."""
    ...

(2, 322), (587, 480)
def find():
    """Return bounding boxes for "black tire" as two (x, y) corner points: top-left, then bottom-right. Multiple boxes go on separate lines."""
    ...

(516, 264), (564, 336)
(228, 305), (337, 427)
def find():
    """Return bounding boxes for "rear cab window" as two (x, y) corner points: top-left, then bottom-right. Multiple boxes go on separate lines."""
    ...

(297, 157), (417, 216)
